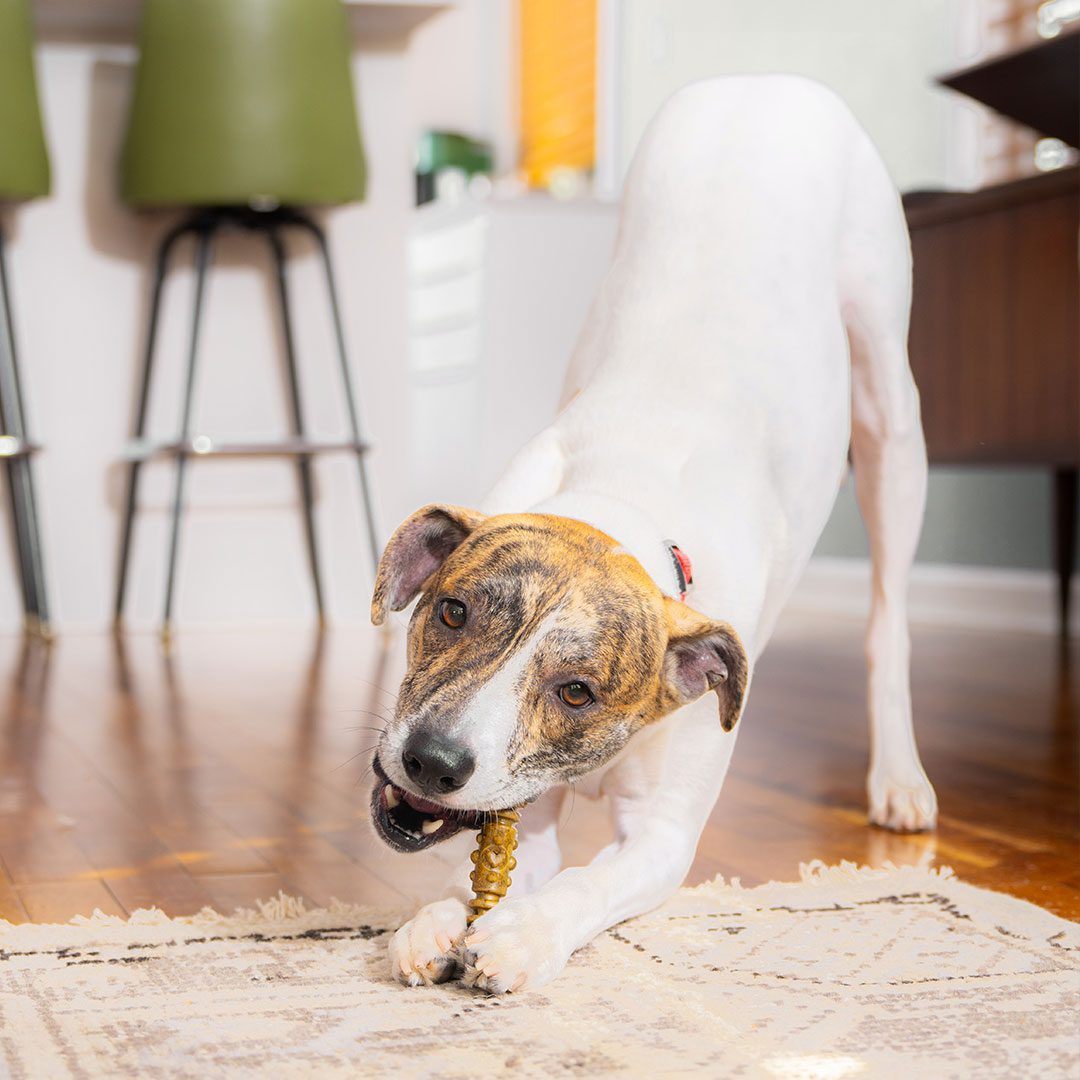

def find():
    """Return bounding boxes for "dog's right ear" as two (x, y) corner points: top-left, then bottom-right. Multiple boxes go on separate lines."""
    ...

(661, 597), (749, 732)
(371, 504), (487, 625)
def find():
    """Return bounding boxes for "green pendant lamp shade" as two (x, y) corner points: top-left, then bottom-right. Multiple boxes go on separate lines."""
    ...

(0, 0), (51, 201)
(121, 0), (367, 208)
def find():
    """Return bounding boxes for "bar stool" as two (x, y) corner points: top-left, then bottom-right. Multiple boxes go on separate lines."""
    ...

(114, 0), (380, 638)
(0, 0), (51, 638)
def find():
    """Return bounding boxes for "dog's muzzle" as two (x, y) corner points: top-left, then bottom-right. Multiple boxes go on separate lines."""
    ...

(370, 756), (486, 853)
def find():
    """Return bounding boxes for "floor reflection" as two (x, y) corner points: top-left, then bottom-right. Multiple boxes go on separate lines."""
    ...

(1053, 633), (1077, 772)
(110, 633), (197, 831)
(280, 627), (328, 834)
(0, 636), (52, 817)
(1, 617), (1073, 922)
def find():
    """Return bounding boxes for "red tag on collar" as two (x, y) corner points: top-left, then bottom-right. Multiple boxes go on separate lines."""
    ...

(667, 543), (693, 602)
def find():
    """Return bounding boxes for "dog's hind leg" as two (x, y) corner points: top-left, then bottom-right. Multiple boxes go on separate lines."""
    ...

(841, 142), (937, 833)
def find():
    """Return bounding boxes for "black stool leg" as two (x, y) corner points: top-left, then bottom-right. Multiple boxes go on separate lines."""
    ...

(293, 214), (381, 575)
(114, 220), (192, 628)
(0, 451), (33, 627)
(1, 265), (49, 635)
(162, 225), (215, 641)
(0, 228), (34, 625)
(0, 225), (48, 636)
(266, 227), (325, 622)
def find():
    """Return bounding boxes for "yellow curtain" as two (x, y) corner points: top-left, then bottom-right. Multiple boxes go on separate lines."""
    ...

(519, 0), (597, 188)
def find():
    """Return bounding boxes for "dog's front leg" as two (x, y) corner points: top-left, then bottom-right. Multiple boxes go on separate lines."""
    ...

(461, 703), (734, 994)
(388, 788), (564, 987)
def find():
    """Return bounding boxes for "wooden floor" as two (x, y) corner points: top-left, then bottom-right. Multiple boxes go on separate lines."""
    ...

(0, 613), (1076, 925)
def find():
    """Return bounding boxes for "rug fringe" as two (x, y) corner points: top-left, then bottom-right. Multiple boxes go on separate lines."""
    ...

(0, 860), (1052, 949)
(798, 858), (955, 885)
(3, 861), (958, 934)
(0, 890), (402, 945)
(685, 856), (954, 899)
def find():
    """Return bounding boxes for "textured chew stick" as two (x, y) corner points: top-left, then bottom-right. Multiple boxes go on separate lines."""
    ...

(467, 808), (521, 924)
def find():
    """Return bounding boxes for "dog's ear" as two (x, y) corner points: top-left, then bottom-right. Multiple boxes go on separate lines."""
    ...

(661, 598), (749, 732)
(371, 504), (487, 625)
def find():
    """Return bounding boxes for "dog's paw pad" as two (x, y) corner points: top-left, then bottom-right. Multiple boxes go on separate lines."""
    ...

(388, 898), (469, 987)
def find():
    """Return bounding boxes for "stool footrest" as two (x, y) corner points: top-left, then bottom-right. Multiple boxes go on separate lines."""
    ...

(124, 437), (370, 461)
(0, 436), (41, 459)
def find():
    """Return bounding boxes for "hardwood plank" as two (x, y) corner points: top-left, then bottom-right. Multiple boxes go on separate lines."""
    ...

(194, 872), (301, 915)
(0, 873), (28, 924)
(0, 817), (100, 887)
(103, 867), (217, 918)
(17, 880), (126, 922)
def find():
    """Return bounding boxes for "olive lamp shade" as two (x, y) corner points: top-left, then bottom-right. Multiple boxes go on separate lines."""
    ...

(0, 0), (51, 201)
(121, 0), (367, 208)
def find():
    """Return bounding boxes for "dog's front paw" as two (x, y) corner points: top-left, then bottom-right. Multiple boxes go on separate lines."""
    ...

(457, 899), (568, 994)
(389, 898), (469, 987)
(868, 767), (938, 832)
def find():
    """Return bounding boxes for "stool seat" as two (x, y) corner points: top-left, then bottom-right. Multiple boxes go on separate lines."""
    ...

(121, 0), (366, 208)
(0, 0), (50, 201)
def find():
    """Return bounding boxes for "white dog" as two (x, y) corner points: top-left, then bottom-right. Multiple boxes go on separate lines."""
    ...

(368, 76), (937, 994)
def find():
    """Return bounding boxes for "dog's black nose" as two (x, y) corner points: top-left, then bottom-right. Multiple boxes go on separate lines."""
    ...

(401, 730), (475, 795)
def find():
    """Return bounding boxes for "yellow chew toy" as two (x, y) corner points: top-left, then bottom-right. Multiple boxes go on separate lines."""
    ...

(467, 808), (521, 924)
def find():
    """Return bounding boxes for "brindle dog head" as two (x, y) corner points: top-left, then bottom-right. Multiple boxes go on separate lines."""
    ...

(367, 504), (748, 852)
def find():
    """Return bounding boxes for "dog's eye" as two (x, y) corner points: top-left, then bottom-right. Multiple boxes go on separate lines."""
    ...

(438, 599), (467, 629)
(558, 681), (593, 708)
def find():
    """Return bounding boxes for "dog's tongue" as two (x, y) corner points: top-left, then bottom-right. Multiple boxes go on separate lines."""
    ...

(400, 789), (451, 816)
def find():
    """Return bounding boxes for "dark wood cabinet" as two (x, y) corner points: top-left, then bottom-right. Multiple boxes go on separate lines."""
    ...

(904, 166), (1078, 468)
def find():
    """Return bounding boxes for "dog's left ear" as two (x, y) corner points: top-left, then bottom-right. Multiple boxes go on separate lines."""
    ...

(661, 598), (749, 732)
(371, 504), (487, 625)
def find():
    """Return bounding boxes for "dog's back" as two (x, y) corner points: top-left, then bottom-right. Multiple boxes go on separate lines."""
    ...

(564, 74), (906, 414)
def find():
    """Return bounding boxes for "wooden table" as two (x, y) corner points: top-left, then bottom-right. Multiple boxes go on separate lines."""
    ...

(904, 164), (1078, 636)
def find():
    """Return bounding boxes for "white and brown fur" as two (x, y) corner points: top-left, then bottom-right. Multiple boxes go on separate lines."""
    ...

(371, 76), (936, 993)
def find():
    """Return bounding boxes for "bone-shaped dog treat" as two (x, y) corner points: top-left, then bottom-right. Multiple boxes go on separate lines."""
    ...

(467, 808), (520, 924)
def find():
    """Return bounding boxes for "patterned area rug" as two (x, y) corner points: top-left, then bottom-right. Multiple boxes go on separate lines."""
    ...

(1, 862), (1077, 1079)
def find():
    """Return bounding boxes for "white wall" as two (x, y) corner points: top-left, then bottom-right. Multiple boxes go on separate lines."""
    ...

(405, 0), (517, 173)
(8, 40), (416, 632)
(407, 196), (618, 512)
(616, 0), (975, 190)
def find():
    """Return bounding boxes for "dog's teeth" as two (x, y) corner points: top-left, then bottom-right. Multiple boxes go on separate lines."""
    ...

(384, 785), (399, 809)
(421, 818), (444, 835)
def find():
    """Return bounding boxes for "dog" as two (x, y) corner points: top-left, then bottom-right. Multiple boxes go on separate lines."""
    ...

(368, 75), (937, 994)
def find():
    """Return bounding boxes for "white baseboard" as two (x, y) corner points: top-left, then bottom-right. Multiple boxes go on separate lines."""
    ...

(787, 557), (1078, 636)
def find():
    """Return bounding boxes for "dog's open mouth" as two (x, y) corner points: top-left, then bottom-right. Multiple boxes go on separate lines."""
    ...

(370, 757), (485, 853)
